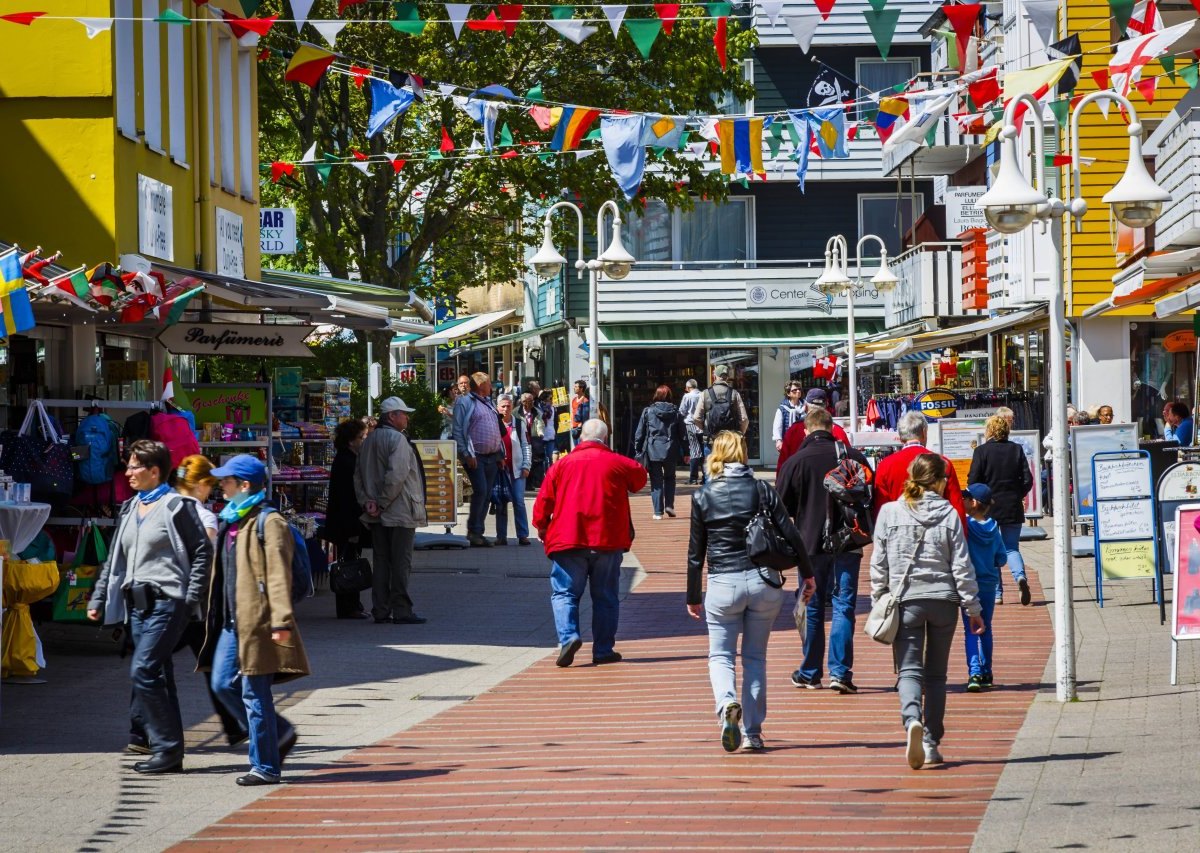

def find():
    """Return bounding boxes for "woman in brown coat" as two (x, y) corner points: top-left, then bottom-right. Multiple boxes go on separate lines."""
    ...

(199, 454), (310, 786)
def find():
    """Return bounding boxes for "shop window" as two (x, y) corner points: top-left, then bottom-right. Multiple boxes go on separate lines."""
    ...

(115, 0), (136, 140)
(711, 348), (761, 459)
(623, 198), (753, 266)
(855, 58), (919, 122)
(218, 34), (235, 192)
(141, 0), (164, 153)
(167, 0), (187, 165)
(1130, 322), (1196, 438)
(859, 193), (923, 258)
(628, 201), (673, 263)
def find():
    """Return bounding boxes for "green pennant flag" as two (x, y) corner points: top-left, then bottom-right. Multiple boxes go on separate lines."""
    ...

(924, 124), (937, 147)
(867, 0), (888, 10)
(1161, 55), (1177, 82)
(1048, 99), (1069, 128)
(239, 0), (262, 15)
(625, 19), (662, 59)
(525, 84), (543, 102)
(315, 153), (338, 185)
(784, 121), (801, 146)
(551, 5), (574, 19)
(863, 8), (902, 60)
(538, 152), (555, 163)
(499, 123), (514, 147)
(155, 8), (190, 25)
(652, 145), (668, 158)
(766, 131), (782, 159)
(706, 2), (732, 16)
(741, 176), (750, 189)
(391, 2), (426, 36)
(678, 130), (691, 150)
(1109, 0), (1134, 35)
(428, 150), (445, 160)
(584, 128), (602, 141)
(943, 31), (959, 70)
(893, 82), (907, 93)
(1183, 61), (1200, 89)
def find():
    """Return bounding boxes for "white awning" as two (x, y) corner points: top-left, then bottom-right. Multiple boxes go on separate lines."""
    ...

(873, 306), (1048, 361)
(417, 309), (516, 347)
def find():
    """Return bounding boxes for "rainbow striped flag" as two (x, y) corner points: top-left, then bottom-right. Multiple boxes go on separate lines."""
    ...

(716, 118), (764, 177)
(550, 107), (601, 151)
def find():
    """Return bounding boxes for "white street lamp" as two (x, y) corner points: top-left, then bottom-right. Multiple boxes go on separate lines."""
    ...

(980, 89), (1171, 704)
(528, 198), (634, 404)
(816, 233), (902, 436)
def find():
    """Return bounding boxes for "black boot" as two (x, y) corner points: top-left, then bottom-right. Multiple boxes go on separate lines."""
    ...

(133, 751), (184, 774)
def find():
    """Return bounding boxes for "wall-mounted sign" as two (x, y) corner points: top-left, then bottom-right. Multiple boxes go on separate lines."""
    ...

(260, 208), (297, 255)
(215, 208), (245, 277)
(396, 363), (419, 383)
(914, 387), (960, 420)
(157, 324), (315, 358)
(137, 174), (174, 261)
(1164, 330), (1197, 353)
(745, 282), (888, 314)
(186, 385), (268, 426)
(945, 186), (988, 236)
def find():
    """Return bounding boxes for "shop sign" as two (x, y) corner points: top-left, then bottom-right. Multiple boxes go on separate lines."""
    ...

(215, 208), (245, 277)
(914, 387), (960, 420)
(260, 208), (297, 255)
(745, 282), (885, 312)
(396, 363), (419, 383)
(945, 186), (988, 235)
(188, 385), (268, 426)
(137, 174), (174, 261)
(1164, 330), (1197, 353)
(157, 323), (316, 358)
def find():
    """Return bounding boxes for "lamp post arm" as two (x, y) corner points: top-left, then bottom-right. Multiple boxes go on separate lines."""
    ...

(1000, 91), (1050, 198)
(854, 233), (888, 284)
(544, 200), (586, 279)
(1068, 90), (1140, 232)
(596, 199), (623, 247)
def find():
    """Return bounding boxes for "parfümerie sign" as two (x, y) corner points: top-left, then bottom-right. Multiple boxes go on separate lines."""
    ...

(157, 324), (316, 358)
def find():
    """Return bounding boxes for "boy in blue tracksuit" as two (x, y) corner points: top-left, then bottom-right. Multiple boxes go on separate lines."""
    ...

(962, 483), (1007, 692)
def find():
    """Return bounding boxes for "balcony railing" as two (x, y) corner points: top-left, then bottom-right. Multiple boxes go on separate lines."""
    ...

(887, 241), (972, 327)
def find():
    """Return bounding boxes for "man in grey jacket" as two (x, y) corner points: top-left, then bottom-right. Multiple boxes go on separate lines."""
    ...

(355, 397), (428, 624)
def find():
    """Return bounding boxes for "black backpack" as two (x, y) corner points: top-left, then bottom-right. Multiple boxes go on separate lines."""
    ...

(821, 441), (875, 553)
(704, 386), (741, 436)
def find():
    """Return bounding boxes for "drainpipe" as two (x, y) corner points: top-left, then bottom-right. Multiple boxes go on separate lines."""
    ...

(190, 14), (203, 268)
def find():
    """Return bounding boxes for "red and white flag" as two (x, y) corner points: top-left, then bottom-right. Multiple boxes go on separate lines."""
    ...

(162, 365), (174, 401)
(1127, 0), (1163, 37)
(1110, 20), (1194, 99)
(813, 354), (838, 381)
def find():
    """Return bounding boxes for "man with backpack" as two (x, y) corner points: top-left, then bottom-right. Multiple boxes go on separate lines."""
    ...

(201, 454), (308, 786)
(776, 407), (873, 695)
(355, 396), (428, 624)
(692, 364), (749, 438)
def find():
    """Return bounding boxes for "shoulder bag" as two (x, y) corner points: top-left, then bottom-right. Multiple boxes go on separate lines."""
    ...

(745, 480), (799, 582)
(863, 523), (928, 645)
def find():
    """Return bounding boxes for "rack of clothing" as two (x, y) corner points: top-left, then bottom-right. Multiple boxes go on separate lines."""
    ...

(862, 390), (1046, 434)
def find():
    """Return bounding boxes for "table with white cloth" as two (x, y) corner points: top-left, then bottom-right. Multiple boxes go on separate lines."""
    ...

(0, 502), (56, 687)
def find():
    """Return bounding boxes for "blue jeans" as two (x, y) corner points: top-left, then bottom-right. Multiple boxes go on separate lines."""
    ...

(466, 451), (502, 535)
(799, 552), (861, 683)
(999, 523), (1027, 583)
(549, 549), (623, 658)
(962, 581), (997, 677)
(495, 471), (529, 540)
(210, 627), (293, 779)
(128, 596), (191, 756)
(705, 570), (784, 736)
(647, 460), (676, 515)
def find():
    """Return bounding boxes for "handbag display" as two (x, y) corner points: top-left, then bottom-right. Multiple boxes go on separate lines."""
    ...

(0, 400), (74, 508)
(863, 525), (928, 645)
(745, 480), (799, 577)
(329, 557), (374, 594)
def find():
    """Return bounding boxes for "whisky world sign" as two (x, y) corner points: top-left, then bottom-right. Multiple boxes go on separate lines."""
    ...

(157, 324), (316, 358)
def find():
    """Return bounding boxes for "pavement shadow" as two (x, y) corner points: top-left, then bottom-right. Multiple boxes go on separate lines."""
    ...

(291, 765), (455, 785)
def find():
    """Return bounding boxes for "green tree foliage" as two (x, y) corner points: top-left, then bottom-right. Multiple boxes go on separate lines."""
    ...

(256, 1), (756, 301)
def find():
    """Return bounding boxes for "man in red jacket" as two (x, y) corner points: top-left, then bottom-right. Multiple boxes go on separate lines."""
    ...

(872, 411), (966, 526)
(533, 419), (648, 668)
(778, 389), (850, 468)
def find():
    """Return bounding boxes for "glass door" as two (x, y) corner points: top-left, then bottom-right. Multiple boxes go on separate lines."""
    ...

(709, 348), (761, 463)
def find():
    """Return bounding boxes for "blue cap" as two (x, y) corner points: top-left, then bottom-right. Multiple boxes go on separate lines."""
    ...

(964, 483), (993, 504)
(210, 454), (266, 486)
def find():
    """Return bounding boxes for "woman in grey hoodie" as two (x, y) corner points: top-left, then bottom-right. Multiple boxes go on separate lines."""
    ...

(870, 453), (985, 770)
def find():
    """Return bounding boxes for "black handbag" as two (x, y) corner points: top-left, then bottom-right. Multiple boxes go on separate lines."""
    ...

(745, 481), (799, 578)
(0, 401), (74, 508)
(329, 557), (374, 594)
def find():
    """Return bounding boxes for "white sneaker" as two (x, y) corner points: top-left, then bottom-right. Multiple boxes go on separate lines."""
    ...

(924, 741), (943, 765)
(652, 514), (663, 520)
(906, 720), (925, 769)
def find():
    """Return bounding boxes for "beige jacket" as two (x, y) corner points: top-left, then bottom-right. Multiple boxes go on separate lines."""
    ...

(354, 423), (428, 528)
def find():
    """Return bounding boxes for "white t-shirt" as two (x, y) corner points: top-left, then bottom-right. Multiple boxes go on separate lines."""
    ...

(180, 495), (218, 534)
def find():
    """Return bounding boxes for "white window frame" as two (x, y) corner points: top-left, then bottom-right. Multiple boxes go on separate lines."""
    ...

(854, 57), (919, 122)
(857, 192), (925, 256)
(716, 58), (756, 117)
(218, 34), (236, 193)
(237, 47), (255, 199)
(140, 0), (164, 153)
(674, 196), (756, 265)
(206, 31), (215, 184)
(166, 0), (187, 165)
(115, 0), (136, 140)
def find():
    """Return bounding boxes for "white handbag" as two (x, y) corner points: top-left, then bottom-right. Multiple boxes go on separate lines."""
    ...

(863, 525), (927, 645)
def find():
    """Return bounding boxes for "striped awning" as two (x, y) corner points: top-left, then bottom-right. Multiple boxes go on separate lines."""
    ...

(598, 320), (882, 348)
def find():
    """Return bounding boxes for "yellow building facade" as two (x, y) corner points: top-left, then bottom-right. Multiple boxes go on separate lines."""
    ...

(0, 0), (260, 278)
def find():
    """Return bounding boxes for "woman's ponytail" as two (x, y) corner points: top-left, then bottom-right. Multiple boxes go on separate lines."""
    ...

(902, 453), (948, 507)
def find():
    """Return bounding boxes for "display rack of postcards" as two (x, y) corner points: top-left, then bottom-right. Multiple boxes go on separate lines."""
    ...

(305, 378), (352, 430)
(271, 420), (333, 514)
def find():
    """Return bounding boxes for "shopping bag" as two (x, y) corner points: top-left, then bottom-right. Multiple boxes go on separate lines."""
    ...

(54, 524), (108, 623)
(2, 558), (62, 678)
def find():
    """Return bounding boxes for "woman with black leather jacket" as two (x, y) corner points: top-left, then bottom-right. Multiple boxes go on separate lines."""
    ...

(686, 431), (815, 753)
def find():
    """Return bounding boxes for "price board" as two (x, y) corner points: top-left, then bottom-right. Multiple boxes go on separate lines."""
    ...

(1169, 504), (1200, 685)
(414, 440), (459, 526)
(1091, 450), (1159, 606)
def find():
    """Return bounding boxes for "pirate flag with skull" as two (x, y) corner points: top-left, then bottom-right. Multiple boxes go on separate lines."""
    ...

(807, 65), (856, 109)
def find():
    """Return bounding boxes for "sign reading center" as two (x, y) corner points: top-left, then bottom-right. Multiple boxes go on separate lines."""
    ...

(157, 324), (316, 358)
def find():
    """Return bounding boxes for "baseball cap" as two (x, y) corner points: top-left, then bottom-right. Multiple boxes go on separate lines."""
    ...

(964, 483), (993, 504)
(713, 364), (731, 379)
(210, 454), (267, 486)
(379, 396), (416, 414)
(805, 388), (828, 405)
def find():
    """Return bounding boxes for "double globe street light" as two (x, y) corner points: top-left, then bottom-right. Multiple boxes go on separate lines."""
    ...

(813, 233), (900, 434)
(529, 199), (636, 400)
(977, 90), (1172, 703)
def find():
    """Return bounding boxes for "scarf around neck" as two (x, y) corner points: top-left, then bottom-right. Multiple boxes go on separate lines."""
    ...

(218, 489), (267, 523)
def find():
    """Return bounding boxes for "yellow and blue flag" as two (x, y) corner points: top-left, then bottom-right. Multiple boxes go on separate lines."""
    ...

(716, 118), (765, 177)
(0, 252), (35, 337)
